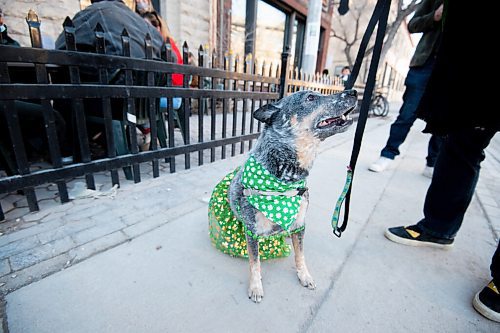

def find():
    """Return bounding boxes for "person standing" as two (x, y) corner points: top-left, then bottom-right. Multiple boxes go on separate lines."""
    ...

(383, 0), (500, 322)
(0, 8), (20, 46)
(369, 0), (443, 178)
(339, 66), (351, 86)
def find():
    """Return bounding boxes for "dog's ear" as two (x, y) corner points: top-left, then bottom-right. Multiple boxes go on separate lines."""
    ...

(254, 102), (282, 125)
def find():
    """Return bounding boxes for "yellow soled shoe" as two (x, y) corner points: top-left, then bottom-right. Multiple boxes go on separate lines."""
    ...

(384, 224), (454, 249)
(473, 280), (500, 323)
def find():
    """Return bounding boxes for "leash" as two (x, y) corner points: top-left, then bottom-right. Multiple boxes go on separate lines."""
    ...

(331, 0), (392, 237)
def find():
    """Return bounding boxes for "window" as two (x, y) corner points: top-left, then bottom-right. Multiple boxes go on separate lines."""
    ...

(255, 1), (286, 65)
(231, 0), (246, 57)
(230, 0), (307, 69)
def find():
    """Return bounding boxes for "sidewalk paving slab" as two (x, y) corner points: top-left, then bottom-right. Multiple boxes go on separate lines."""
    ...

(2, 112), (499, 332)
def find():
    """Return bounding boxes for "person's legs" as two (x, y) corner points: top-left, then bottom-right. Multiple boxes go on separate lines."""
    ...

(417, 128), (496, 239)
(370, 61), (434, 173)
(379, 61), (434, 160)
(369, 85), (426, 173)
(425, 134), (444, 167)
(380, 85), (424, 159)
(423, 134), (445, 178)
(385, 127), (496, 247)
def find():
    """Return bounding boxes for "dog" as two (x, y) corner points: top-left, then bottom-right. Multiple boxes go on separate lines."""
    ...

(208, 89), (357, 302)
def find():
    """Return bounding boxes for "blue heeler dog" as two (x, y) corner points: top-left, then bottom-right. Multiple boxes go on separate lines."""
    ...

(208, 89), (357, 302)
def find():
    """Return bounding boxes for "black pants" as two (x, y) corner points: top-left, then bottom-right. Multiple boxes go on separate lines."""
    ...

(414, 127), (498, 283)
(417, 128), (497, 239)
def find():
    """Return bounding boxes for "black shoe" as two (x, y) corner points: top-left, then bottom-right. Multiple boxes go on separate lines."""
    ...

(384, 224), (454, 249)
(473, 280), (500, 323)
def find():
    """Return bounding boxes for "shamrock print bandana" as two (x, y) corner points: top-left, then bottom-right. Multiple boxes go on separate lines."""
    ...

(241, 156), (306, 230)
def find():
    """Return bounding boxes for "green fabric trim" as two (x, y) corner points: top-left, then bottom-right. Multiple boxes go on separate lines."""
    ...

(242, 156), (306, 231)
(208, 167), (305, 260)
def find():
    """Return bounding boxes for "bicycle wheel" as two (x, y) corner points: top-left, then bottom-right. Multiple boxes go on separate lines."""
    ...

(380, 95), (389, 116)
(370, 94), (388, 116)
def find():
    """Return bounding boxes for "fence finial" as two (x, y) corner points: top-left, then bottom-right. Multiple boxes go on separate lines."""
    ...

(62, 17), (76, 51)
(144, 33), (153, 59)
(182, 41), (190, 66)
(94, 23), (105, 54)
(121, 28), (131, 57)
(26, 9), (42, 48)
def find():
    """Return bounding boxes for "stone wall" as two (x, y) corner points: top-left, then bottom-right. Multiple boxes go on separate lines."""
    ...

(163, 0), (212, 55)
(1, 0), (80, 47)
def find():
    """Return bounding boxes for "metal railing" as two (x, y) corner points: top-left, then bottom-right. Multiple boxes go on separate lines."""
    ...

(0, 11), (344, 219)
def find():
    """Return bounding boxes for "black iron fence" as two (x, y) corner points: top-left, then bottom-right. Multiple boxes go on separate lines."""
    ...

(0, 11), (344, 220)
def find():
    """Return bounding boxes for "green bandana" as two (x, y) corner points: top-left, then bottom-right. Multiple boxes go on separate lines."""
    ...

(241, 156), (306, 231)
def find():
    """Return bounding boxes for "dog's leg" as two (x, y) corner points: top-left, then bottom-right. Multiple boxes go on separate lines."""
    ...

(292, 230), (316, 289)
(246, 236), (264, 303)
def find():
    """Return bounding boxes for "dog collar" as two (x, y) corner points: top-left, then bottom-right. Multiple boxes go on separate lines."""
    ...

(241, 156), (307, 230)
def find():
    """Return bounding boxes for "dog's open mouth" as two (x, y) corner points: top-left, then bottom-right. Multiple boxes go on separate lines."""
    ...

(316, 106), (355, 129)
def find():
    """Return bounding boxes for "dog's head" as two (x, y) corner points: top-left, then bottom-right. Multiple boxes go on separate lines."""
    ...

(254, 90), (357, 141)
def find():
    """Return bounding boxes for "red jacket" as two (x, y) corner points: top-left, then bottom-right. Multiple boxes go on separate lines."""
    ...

(170, 40), (183, 87)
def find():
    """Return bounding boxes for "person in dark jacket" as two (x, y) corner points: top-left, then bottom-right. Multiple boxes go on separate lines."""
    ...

(53, 0), (167, 157)
(384, 1), (500, 323)
(0, 8), (20, 46)
(55, 0), (164, 58)
(369, 0), (443, 178)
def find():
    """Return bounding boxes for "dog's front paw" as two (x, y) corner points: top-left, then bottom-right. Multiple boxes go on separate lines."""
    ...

(298, 270), (316, 290)
(248, 282), (264, 303)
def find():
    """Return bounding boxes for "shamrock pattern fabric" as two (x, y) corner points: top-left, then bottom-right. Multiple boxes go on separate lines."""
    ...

(208, 168), (304, 260)
(242, 156), (306, 231)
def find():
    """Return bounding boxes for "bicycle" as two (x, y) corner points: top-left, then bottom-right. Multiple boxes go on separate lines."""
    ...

(369, 92), (389, 117)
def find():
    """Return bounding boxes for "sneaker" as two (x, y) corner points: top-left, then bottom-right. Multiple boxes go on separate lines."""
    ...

(384, 224), (454, 249)
(473, 280), (500, 323)
(423, 166), (434, 178)
(369, 156), (393, 172)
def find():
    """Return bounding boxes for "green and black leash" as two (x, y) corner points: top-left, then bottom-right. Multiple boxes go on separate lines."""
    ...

(331, 0), (392, 237)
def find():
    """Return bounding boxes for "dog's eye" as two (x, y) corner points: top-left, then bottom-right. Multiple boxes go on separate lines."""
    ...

(306, 94), (317, 101)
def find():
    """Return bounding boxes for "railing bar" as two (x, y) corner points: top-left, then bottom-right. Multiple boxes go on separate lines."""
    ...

(95, 26), (120, 187)
(0, 101), (39, 211)
(165, 39), (176, 173)
(182, 42), (191, 170)
(0, 85), (279, 100)
(0, 46), (281, 83)
(221, 55), (228, 160)
(34, 63), (70, 203)
(145, 34), (159, 178)
(122, 30), (141, 183)
(0, 133), (261, 194)
(240, 58), (249, 154)
(63, 17), (96, 190)
(197, 46), (205, 166)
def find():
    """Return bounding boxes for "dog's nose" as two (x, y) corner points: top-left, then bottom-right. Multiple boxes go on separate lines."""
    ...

(344, 89), (357, 97)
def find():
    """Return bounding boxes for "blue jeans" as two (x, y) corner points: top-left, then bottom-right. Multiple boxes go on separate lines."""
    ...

(417, 128), (497, 239)
(381, 59), (442, 166)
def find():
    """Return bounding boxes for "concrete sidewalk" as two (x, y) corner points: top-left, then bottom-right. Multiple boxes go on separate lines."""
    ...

(1, 112), (499, 332)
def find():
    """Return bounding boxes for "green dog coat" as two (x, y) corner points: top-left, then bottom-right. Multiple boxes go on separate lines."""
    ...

(208, 156), (306, 260)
